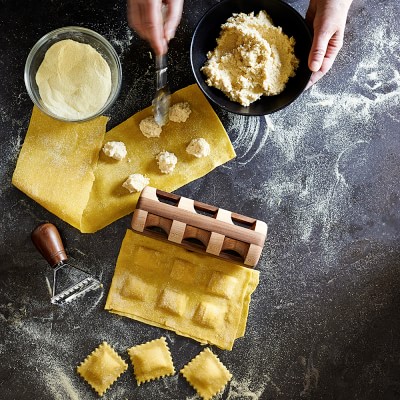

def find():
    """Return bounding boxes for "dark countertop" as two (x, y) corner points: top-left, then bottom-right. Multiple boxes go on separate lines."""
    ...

(1, 0), (400, 399)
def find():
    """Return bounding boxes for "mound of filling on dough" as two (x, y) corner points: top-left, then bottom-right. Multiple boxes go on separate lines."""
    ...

(122, 174), (150, 193)
(102, 141), (127, 161)
(156, 151), (177, 174)
(36, 39), (112, 120)
(169, 102), (192, 123)
(139, 116), (162, 138)
(201, 11), (299, 106)
(186, 138), (210, 158)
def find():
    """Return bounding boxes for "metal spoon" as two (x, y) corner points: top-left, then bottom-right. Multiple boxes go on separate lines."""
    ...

(152, 5), (170, 126)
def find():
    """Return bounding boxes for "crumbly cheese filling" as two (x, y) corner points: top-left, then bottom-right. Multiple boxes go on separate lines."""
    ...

(201, 11), (299, 106)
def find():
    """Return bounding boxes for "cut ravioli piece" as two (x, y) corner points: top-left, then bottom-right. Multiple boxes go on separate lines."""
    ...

(77, 341), (128, 397)
(127, 337), (175, 385)
(180, 348), (232, 400)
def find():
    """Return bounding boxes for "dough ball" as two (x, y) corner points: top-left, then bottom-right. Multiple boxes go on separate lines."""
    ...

(186, 138), (211, 158)
(35, 39), (112, 120)
(122, 174), (150, 193)
(139, 116), (162, 138)
(169, 102), (192, 123)
(102, 141), (127, 160)
(156, 151), (177, 174)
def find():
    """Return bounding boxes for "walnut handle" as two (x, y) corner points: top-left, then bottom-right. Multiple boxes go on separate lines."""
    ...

(31, 223), (68, 268)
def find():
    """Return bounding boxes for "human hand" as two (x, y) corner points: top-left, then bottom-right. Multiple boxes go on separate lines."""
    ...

(127, 0), (184, 55)
(305, 0), (353, 88)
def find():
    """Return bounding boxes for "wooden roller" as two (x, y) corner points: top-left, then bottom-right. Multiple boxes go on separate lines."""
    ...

(131, 186), (268, 267)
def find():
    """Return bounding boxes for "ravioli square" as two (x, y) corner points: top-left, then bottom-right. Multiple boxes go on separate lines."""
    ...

(77, 341), (128, 397)
(127, 337), (175, 385)
(157, 287), (187, 316)
(207, 272), (238, 299)
(170, 259), (196, 284)
(121, 273), (148, 301)
(180, 348), (232, 400)
(193, 301), (224, 329)
(135, 246), (161, 267)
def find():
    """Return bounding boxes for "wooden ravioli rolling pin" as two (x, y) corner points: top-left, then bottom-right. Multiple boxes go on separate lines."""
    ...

(131, 187), (268, 267)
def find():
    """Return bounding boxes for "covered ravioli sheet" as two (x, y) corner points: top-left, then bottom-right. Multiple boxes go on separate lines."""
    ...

(12, 107), (108, 230)
(105, 230), (259, 350)
(81, 84), (236, 232)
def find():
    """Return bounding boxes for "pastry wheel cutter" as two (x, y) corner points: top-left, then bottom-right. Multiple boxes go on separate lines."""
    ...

(31, 223), (102, 305)
(131, 186), (268, 267)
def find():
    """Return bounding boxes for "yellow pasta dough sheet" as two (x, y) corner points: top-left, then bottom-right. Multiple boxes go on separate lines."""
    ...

(12, 84), (235, 233)
(81, 84), (236, 232)
(12, 106), (108, 230)
(105, 229), (259, 350)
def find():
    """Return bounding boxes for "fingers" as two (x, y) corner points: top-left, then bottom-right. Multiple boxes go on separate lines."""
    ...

(164, 0), (184, 41)
(306, 55), (334, 89)
(306, 28), (344, 89)
(127, 0), (168, 55)
(308, 29), (336, 72)
(305, 0), (351, 89)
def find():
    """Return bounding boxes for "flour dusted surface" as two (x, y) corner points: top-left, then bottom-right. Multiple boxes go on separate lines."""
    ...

(201, 11), (299, 106)
(36, 39), (112, 120)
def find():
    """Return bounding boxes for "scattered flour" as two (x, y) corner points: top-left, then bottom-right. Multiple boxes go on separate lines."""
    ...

(226, 6), (400, 259)
(226, 377), (266, 399)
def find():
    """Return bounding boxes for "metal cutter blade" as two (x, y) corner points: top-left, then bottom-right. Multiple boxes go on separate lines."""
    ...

(32, 222), (102, 306)
(51, 262), (102, 305)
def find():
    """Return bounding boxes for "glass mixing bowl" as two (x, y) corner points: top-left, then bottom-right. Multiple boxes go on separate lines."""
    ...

(24, 26), (122, 122)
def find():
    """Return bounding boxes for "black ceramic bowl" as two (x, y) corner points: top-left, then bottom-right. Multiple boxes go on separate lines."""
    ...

(190, 0), (312, 115)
